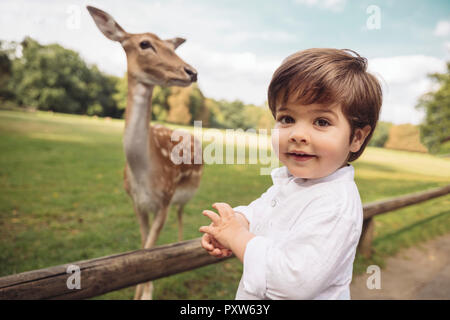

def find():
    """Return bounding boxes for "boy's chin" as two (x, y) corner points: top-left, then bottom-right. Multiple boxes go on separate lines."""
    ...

(283, 164), (312, 179)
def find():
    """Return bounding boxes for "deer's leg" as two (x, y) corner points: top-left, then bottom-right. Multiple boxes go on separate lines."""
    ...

(177, 204), (184, 242)
(136, 207), (150, 248)
(144, 206), (169, 249)
(133, 204), (149, 300)
(138, 206), (169, 300)
(134, 283), (144, 300)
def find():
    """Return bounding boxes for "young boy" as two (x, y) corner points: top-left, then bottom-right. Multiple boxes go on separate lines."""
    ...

(199, 48), (382, 300)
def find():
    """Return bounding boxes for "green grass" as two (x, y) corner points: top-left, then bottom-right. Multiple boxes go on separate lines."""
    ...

(0, 109), (449, 299)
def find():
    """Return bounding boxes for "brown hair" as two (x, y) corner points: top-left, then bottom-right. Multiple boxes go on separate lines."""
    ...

(268, 48), (382, 162)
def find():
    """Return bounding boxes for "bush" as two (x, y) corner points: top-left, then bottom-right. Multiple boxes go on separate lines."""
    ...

(369, 121), (392, 148)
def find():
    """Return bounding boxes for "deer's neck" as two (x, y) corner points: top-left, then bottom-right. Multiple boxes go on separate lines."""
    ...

(123, 75), (155, 175)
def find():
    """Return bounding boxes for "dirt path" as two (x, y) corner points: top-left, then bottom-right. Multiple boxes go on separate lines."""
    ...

(350, 233), (450, 300)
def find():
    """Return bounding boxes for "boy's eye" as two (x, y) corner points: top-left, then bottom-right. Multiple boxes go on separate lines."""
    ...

(278, 115), (294, 124)
(314, 118), (330, 127)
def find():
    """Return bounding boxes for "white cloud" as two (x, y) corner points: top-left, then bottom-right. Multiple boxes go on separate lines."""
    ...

(445, 41), (450, 52)
(434, 20), (450, 37)
(294, 0), (347, 12)
(368, 55), (447, 124)
(181, 43), (282, 105)
(223, 31), (298, 46)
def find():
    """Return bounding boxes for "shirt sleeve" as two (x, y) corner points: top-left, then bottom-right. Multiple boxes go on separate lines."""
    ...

(232, 185), (274, 225)
(241, 194), (359, 299)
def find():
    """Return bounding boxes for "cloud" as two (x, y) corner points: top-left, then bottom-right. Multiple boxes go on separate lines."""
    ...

(293, 0), (347, 12)
(433, 20), (450, 37)
(222, 31), (298, 46)
(368, 55), (447, 124)
(181, 43), (282, 105)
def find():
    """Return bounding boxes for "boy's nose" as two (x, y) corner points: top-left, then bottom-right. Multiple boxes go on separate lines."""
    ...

(288, 127), (309, 144)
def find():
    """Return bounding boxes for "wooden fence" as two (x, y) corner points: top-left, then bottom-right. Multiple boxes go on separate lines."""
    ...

(0, 184), (449, 300)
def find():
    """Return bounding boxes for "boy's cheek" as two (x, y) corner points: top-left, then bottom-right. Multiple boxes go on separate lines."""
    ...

(271, 128), (283, 154)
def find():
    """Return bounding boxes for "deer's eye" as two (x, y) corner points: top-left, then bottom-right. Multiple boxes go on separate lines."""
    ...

(139, 41), (156, 52)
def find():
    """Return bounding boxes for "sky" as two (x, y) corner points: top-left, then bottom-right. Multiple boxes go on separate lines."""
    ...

(0, 0), (449, 124)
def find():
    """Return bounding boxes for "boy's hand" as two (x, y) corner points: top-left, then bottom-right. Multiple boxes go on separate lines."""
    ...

(201, 231), (232, 258)
(199, 202), (247, 251)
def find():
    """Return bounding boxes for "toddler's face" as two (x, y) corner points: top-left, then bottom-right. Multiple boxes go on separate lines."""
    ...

(272, 102), (360, 179)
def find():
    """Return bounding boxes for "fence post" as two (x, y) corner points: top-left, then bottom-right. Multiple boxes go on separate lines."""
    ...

(357, 217), (375, 259)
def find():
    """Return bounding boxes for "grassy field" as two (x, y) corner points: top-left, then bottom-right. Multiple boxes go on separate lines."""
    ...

(0, 109), (449, 299)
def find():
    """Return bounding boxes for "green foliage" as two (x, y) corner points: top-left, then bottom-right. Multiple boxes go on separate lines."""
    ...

(204, 98), (222, 127)
(188, 83), (208, 125)
(210, 99), (273, 130)
(152, 85), (171, 121)
(369, 121), (392, 147)
(167, 86), (192, 124)
(416, 62), (450, 154)
(0, 41), (17, 100)
(112, 73), (128, 114)
(243, 103), (275, 130)
(7, 37), (120, 117)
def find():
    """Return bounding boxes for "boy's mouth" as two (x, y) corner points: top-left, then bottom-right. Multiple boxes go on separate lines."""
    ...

(286, 151), (317, 162)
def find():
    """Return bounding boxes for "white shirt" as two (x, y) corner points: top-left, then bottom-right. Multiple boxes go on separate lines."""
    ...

(233, 164), (363, 300)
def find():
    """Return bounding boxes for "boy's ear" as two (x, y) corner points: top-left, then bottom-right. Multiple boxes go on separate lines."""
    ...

(350, 125), (371, 153)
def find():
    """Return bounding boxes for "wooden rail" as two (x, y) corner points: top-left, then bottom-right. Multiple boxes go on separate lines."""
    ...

(0, 238), (231, 300)
(357, 184), (450, 258)
(0, 184), (449, 300)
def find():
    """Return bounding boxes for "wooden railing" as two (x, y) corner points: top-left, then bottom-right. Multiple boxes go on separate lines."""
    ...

(0, 184), (449, 300)
(357, 184), (450, 258)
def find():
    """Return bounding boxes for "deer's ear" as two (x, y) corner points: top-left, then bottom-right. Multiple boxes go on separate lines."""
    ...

(87, 6), (127, 42)
(165, 37), (186, 50)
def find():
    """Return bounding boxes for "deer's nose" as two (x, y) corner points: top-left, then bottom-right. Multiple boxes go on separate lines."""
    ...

(184, 67), (197, 82)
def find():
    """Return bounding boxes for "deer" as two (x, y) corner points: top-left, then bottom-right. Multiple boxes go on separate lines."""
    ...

(87, 6), (203, 300)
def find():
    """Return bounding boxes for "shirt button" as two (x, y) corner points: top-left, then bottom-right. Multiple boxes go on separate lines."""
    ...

(271, 199), (277, 207)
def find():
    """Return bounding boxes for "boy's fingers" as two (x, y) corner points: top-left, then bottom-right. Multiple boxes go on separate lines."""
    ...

(212, 202), (233, 217)
(207, 248), (221, 256)
(201, 234), (213, 250)
(199, 225), (214, 235)
(202, 210), (220, 225)
(211, 237), (224, 249)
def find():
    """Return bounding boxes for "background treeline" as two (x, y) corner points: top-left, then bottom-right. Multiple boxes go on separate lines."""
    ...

(1, 37), (448, 154)
(0, 37), (274, 130)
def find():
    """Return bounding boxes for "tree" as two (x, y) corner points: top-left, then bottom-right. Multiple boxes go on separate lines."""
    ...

(243, 103), (274, 130)
(152, 85), (171, 121)
(166, 86), (192, 124)
(205, 98), (224, 128)
(217, 99), (252, 129)
(188, 83), (209, 126)
(112, 73), (128, 117)
(0, 52), (11, 100)
(9, 37), (119, 117)
(368, 121), (392, 148)
(0, 40), (19, 100)
(416, 62), (450, 153)
(166, 83), (210, 126)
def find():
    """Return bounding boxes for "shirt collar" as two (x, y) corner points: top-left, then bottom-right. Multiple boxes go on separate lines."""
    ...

(270, 164), (355, 186)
